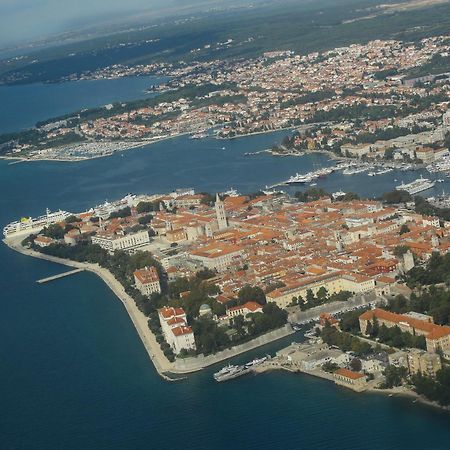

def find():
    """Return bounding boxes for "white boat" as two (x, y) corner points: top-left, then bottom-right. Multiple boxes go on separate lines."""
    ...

(213, 364), (250, 382)
(332, 190), (346, 199)
(395, 176), (436, 195)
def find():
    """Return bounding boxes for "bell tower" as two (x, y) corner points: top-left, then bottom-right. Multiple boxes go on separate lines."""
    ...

(215, 194), (228, 231)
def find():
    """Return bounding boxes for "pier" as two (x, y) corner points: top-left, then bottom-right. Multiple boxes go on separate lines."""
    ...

(36, 268), (84, 284)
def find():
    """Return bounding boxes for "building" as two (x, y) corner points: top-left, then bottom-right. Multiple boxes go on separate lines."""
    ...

(215, 194), (228, 231)
(34, 235), (54, 247)
(134, 266), (161, 296)
(407, 349), (442, 378)
(333, 368), (367, 392)
(158, 306), (196, 354)
(267, 272), (374, 309)
(190, 242), (244, 272)
(359, 308), (450, 354)
(91, 229), (150, 253)
(226, 301), (263, 318)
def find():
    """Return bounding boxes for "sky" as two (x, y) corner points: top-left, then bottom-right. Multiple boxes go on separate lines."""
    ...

(0, 0), (239, 47)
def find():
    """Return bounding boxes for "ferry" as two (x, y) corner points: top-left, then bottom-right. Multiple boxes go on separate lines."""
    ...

(395, 176), (436, 195)
(3, 208), (72, 238)
(213, 364), (251, 382)
(93, 193), (136, 219)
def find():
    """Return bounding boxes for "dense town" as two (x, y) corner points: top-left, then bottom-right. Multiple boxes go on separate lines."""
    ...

(2, 35), (450, 162)
(7, 186), (450, 405)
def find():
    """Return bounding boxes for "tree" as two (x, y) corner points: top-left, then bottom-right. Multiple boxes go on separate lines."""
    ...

(399, 224), (410, 235)
(316, 287), (329, 304)
(238, 285), (266, 305)
(393, 245), (409, 258)
(109, 206), (131, 219)
(349, 358), (362, 372)
(306, 289), (316, 306)
(41, 223), (65, 239)
(383, 366), (408, 388)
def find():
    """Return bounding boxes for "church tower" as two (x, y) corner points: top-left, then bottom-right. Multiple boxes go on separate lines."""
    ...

(215, 194), (228, 231)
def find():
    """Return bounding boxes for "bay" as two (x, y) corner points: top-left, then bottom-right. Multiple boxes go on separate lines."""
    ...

(1, 82), (450, 450)
(0, 75), (166, 134)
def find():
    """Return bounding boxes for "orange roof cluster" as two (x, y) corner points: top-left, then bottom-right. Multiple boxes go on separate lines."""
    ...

(158, 306), (185, 319)
(335, 368), (365, 380)
(360, 308), (450, 341)
(134, 266), (159, 284)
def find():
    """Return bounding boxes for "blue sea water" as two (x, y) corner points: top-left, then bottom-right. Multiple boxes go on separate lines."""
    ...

(1, 78), (450, 450)
(0, 75), (167, 134)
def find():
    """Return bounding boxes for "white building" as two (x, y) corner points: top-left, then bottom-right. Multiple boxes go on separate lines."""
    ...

(158, 306), (196, 354)
(91, 229), (150, 253)
(190, 242), (244, 272)
(226, 301), (263, 318)
(134, 266), (161, 296)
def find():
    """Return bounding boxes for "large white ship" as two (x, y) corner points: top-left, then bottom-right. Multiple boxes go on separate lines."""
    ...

(396, 176), (436, 195)
(3, 208), (72, 238)
(92, 193), (136, 219)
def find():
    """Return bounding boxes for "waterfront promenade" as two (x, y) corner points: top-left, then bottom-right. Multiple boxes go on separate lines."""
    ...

(3, 234), (294, 379)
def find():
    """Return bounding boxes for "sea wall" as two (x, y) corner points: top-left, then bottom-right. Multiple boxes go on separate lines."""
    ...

(172, 324), (294, 372)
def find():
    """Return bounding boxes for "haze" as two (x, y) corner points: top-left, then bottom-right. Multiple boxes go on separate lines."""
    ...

(0, 0), (259, 47)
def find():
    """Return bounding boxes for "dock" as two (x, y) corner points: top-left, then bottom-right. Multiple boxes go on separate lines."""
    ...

(36, 268), (84, 284)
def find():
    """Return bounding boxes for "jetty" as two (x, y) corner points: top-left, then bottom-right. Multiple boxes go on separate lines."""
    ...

(36, 268), (84, 284)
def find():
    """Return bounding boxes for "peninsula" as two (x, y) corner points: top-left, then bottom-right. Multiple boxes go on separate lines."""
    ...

(3, 187), (450, 407)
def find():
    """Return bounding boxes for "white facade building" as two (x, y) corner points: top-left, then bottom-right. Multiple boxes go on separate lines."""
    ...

(134, 266), (161, 296)
(158, 307), (196, 354)
(91, 229), (150, 253)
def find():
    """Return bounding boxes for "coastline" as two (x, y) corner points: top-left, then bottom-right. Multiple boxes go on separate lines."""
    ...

(254, 359), (450, 412)
(3, 235), (294, 379)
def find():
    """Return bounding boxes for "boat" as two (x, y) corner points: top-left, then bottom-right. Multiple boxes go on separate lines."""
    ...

(395, 176), (436, 195)
(213, 364), (251, 382)
(3, 208), (72, 238)
(220, 188), (239, 197)
(244, 357), (267, 369)
(342, 166), (368, 175)
(332, 190), (346, 199)
(190, 132), (208, 139)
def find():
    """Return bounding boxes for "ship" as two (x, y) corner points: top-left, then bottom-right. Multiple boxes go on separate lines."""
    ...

(342, 166), (368, 175)
(3, 208), (72, 238)
(93, 193), (136, 219)
(244, 357), (268, 369)
(190, 132), (208, 139)
(395, 176), (436, 195)
(332, 190), (346, 199)
(213, 364), (251, 382)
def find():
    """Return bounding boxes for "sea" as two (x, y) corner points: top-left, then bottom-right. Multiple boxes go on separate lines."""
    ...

(1, 75), (450, 450)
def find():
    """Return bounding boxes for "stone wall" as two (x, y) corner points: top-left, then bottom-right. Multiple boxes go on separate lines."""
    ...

(173, 324), (294, 372)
